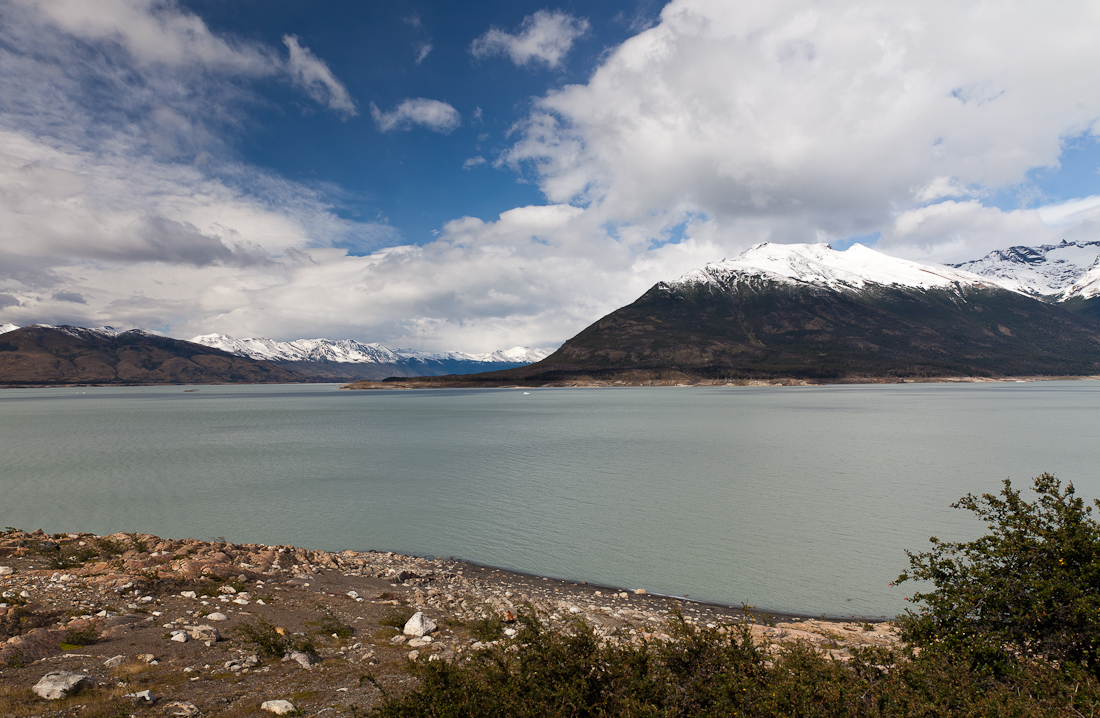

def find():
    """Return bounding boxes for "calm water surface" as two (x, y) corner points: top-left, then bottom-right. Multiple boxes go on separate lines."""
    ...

(2, 381), (1098, 617)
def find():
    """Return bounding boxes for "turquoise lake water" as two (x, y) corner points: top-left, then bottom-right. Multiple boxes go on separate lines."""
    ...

(2, 381), (1098, 617)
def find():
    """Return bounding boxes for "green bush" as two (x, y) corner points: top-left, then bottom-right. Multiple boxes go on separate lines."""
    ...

(232, 618), (315, 658)
(370, 610), (1100, 717)
(896, 472), (1100, 676)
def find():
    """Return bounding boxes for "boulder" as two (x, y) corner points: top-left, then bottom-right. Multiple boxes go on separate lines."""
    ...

(206, 612), (228, 621)
(403, 611), (437, 637)
(189, 625), (221, 642)
(261, 699), (297, 714)
(282, 649), (316, 668)
(33, 671), (96, 700)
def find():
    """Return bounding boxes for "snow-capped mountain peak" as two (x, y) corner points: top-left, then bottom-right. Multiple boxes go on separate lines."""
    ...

(670, 242), (1009, 294)
(190, 334), (552, 366)
(0, 323), (18, 335)
(951, 240), (1100, 299)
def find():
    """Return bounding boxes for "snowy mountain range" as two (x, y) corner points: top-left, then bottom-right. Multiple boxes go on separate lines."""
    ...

(670, 242), (1006, 295)
(485, 241), (1100, 384)
(951, 240), (1100, 301)
(189, 333), (550, 367)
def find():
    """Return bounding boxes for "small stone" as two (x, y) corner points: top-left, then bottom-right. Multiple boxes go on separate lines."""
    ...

(138, 653), (156, 663)
(503, 628), (517, 637)
(125, 689), (157, 704)
(170, 631), (188, 643)
(103, 655), (126, 667)
(166, 700), (200, 716)
(261, 699), (297, 715)
(403, 611), (437, 637)
(206, 612), (228, 621)
(346, 590), (359, 599)
(33, 671), (96, 700)
(219, 586), (237, 595)
(0, 567), (11, 576)
(407, 650), (420, 660)
(634, 589), (647, 595)
(181, 591), (198, 599)
(139, 596), (155, 603)
(390, 635), (407, 644)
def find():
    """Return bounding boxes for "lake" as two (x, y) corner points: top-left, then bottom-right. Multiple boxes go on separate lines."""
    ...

(2, 380), (1098, 618)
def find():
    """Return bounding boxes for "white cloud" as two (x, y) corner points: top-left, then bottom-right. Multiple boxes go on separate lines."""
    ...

(504, 0), (1100, 252)
(471, 10), (589, 68)
(415, 41), (433, 65)
(371, 98), (461, 134)
(283, 35), (357, 117)
(463, 156), (487, 169)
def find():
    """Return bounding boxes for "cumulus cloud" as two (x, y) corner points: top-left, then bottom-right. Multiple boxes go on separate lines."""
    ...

(471, 10), (589, 68)
(463, 156), (487, 169)
(504, 0), (1100, 251)
(283, 35), (357, 117)
(371, 98), (461, 134)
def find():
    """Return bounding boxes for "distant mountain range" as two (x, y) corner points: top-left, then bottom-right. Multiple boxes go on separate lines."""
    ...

(189, 334), (551, 380)
(361, 242), (1100, 387)
(0, 324), (551, 384)
(0, 325), (300, 386)
(951, 240), (1100, 321)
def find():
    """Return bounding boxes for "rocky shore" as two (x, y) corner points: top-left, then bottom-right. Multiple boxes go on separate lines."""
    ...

(0, 529), (898, 717)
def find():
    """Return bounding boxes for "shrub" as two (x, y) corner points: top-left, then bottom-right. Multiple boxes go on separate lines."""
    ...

(896, 472), (1100, 676)
(232, 618), (315, 658)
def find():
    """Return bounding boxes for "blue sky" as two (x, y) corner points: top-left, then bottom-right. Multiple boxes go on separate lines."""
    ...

(1, 0), (1100, 350)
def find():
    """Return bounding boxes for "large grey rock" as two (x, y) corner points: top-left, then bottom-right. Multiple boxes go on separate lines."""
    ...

(282, 649), (316, 668)
(189, 625), (221, 642)
(261, 699), (297, 714)
(103, 654), (126, 667)
(205, 612), (228, 621)
(403, 611), (437, 637)
(33, 671), (96, 700)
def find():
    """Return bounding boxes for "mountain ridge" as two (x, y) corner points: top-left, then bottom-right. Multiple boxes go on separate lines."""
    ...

(350, 242), (1100, 388)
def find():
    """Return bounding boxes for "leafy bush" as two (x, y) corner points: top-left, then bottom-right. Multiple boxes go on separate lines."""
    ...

(232, 618), (315, 658)
(896, 473), (1100, 676)
(316, 611), (354, 639)
(370, 610), (1100, 717)
(469, 613), (504, 642)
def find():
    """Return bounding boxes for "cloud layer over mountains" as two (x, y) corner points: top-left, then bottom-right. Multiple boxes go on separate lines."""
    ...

(1, 0), (1099, 351)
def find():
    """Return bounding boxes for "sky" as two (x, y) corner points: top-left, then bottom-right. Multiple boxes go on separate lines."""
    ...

(2, 0), (1100, 351)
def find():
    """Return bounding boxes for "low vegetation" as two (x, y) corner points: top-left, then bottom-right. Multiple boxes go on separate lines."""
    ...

(370, 474), (1100, 716)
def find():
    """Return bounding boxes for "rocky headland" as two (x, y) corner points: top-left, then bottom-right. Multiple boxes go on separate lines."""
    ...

(0, 530), (897, 717)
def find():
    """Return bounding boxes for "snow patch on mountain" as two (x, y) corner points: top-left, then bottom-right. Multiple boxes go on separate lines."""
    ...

(951, 240), (1100, 299)
(0, 323), (18, 335)
(191, 334), (403, 364)
(190, 334), (551, 366)
(395, 346), (551, 364)
(670, 243), (1011, 294)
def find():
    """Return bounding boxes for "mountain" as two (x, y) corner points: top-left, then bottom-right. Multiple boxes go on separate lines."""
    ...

(0, 325), (303, 386)
(952, 240), (1100, 321)
(189, 333), (551, 380)
(359, 243), (1100, 387)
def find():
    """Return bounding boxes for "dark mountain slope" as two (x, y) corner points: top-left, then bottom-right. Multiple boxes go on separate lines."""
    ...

(0, 326), (303, 386)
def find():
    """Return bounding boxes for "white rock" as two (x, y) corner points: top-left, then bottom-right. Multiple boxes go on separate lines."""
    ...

(346, 590), (359, 599)
(634, 589), (647, 595)
(125, 689), (157, 704)
(181, 591), (198, 599)
(403, 611), (437, 637)
(0, 566), (12, 575)
(232, 598), (249, 605)
(33, 671), (96, 700)
(170, 631), (188, 643)
(262, 699), (297, 714)
(206, 612), (228, 621)
(282, 650), (315, 669)
(103, 655), (126, 667)
(166, 700), (200, 716)
(189, 625), (221, 642)
(219, 586), (237, 594)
